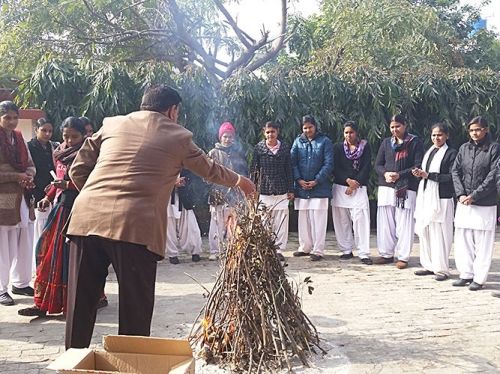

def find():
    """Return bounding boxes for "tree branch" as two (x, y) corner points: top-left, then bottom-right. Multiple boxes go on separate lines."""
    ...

(212, 0), (254, 48)
(245, 0), (288, 72)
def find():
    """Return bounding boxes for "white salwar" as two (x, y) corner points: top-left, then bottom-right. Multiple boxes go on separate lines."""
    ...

(260, 194), (289, 254)
(32, 207), (51, 272)
(454, 204), (496, 285)
(0, 199), (34, 294)
(376, 186), (416, 262)
(414, 144), (453, 275)
(331, 184), (370, 258)
(295, 198), (329, 256)
(208, 205), (232, 255)
(165, 192), (202, 258)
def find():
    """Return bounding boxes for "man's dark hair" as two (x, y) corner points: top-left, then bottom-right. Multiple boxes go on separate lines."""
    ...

(140, 84), (182, 113)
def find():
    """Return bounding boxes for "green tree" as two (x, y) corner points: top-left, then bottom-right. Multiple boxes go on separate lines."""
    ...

(0, 0), (289, 81)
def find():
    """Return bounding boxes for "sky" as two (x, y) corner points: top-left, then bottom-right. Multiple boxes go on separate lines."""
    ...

(463, 0), (500, 31)
(227, 0), (500, 39)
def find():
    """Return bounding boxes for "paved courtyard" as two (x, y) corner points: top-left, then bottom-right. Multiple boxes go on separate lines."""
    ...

(1, 231), (499, 373)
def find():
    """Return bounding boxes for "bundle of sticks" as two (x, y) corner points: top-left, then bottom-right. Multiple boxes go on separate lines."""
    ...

(190, 200), (323, 372)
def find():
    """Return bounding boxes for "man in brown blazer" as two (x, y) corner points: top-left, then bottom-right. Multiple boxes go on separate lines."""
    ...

(65, 85), (255, 349)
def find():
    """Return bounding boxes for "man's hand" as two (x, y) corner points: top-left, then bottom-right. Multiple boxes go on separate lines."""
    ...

(287, 192), (295, 200)
(236, 175), (256, 196)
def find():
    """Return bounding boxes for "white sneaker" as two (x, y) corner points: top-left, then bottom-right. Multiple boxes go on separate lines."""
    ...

(208, 254), (217, 261)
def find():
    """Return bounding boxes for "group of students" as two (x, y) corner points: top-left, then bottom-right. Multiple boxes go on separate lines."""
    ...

(1, 96), (499, 315)
(0, 102), (109, 313)
(167, 113), (499, 295)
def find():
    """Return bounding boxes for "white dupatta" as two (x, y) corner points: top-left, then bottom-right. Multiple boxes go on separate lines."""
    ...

(414, 144), (448, 236)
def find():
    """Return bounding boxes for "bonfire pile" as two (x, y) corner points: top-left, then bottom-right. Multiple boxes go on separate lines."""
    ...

(190, 200), (323, 373)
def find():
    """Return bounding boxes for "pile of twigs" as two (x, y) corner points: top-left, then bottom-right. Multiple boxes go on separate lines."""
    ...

(190, 200), (323, 373)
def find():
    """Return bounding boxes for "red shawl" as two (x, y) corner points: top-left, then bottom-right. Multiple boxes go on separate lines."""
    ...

(0, 127), (29, 172)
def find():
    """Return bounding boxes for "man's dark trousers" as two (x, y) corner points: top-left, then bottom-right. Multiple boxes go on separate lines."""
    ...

(65, 236), (159, 349)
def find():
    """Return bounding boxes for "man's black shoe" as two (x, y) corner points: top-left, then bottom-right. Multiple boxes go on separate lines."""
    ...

(11, 286), (34, 296)
(192, 254), (201, 262)
(169, 256), (180, 265)
(277, 253), (285, 262)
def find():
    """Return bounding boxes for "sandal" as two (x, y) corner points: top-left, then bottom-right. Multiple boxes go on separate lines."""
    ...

(18, 306), (46, 317)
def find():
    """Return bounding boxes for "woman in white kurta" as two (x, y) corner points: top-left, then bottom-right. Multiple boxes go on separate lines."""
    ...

(291, 115), (334, 261)
(331, 121), (372, 265)
(451, 116), (499, 291)
(374, 114), (424, 269)
(165, 172), (202, 264)
(0, 101), (36, 306)
(250, 121), (294, 262)
(413, 123), (457, 281)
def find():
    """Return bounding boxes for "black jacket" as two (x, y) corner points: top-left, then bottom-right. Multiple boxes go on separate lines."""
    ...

(375, 136), (424, 192)
(452, 136), (499, 206)
(27, 138), (56, 203)
(422, 146), (457, 199)
(171, 170), (196, 211)
(250, 140), (293, 195)
(497, 158), (500, 196)
(333, 141), (371, 187)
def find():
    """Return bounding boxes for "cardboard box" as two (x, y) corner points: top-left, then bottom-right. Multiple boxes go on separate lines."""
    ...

(48, 335), (195, 373)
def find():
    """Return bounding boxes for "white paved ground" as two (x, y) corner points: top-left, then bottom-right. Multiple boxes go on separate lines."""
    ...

(1, 231), (499, 373)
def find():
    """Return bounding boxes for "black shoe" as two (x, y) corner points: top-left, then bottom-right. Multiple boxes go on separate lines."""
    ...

(434, 273), (449, 281)
(169, 256), (180, 265)
(97, 296), (108, 309)
(360, 257), (373, 265)
(452, 278), (473, 287)
(0, 292), (14, 306)
(293, 251), (310, 257)
(11, 286), (34, 296)
(191, 254), (201, 262)
(18, 305), (46, 317)
(414, 269), (434, 276)
(310, 254), (323, 262)
(339, 253), (354, 260)
(373, 256), (394, 265)
(277, 253), (285, 262)
(468, 282), (483, 291)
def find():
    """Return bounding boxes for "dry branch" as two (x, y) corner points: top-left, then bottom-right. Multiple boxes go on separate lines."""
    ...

(190, 199), (324, 373)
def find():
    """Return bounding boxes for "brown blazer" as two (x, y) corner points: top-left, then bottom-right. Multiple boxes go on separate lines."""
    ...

(66, 111), (239, 258)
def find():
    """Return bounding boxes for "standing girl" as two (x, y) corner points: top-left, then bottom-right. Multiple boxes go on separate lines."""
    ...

(451, 116), (499, 291)
(250, 121), (294, 262)
(331, 121), (372, 265)
(28, 118), (57, 260)
(374, 114), (424, 269)
(0, 101), (36, 306)
(18, 117), (86, 316)
(413, 123), (457, 281)
(208, 122), (248, 260)
(291, 115), (334, 261)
